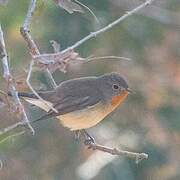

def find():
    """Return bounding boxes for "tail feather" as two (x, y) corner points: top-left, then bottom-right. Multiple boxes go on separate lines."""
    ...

(8, 91), (57, 123)
(8, 91), (56, 102)
(8, 92), (38, 99)
(32, 113), (54, 123)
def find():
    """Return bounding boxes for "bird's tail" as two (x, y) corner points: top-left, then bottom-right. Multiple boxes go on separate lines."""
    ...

(32, 113), (52, 123)
(8, 91), (56, 123)
(8, 92), (38, 99)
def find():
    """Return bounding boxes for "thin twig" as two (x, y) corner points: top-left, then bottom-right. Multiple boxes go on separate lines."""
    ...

(61, 0), (155, 54)
(20, 0), (58, 112)
(87, 143), (148, 164)
(20, 0), (57, 88)
(0, 159), (2, 170)
(0, 89), (11, 109)
(85, 56), (132, 62)
(0, 24), (35, 135)
(74, 0), (99, 23)
(0, 130), (25, 144)
(45, 68), (58, 88)
(0, 122), (24, 136)
(23, 0), (36, 30)
(0, 130), (25, 169)
(26, 60), (58, 113)
(30, 0), (154, 65)
(80, 131), (148, 164)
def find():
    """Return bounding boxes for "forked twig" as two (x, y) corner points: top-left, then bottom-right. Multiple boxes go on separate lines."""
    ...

(61, 0), (155, 53)
(20, 0), (58, 113)
(20, 0), (57, 87)
(28, 0), (154, 67)
(0, 24), (35, 135)
(26, 60), (58, 113)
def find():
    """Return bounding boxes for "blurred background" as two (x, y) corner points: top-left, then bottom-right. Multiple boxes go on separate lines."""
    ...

(0, 0), (180, 179)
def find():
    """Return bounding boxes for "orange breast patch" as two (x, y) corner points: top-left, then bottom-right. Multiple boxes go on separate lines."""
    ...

(111, 91), (128, 109)
(57, 92), (128, 130)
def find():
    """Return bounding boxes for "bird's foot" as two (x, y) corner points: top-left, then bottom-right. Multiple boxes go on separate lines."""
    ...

(74, 130), (81, 141)
(82, 130), (95, 146)
(74, 129), (96, 149)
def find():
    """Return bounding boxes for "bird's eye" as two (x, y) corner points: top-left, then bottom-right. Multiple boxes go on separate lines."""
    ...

(112, 84), (119, 90)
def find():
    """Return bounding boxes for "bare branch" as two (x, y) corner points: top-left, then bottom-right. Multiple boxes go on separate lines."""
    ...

(87, 143), (148, 164)
(80, 131), (148, 164)
(0, 27), (10, 79)
(45, 68), (58, 88)
(0, 89), (11, 109)
(0, 122), (23, 136)
(85, 56), (132, 62)
(61, 0), (155, 54)
(20, 0), (57, 89)
(26, 60), (58, 113)
(20, 0), (154, 82)
(33, 49), (84, 73)
(0, 129), (25, 142)
(28, 0), (153, 71)
(0, 130), (25, 168)
(0, 131), (25, 144)
(0, 24), (35, 135)
(23, 0), (36, 30)
(20, 0), (58, 113)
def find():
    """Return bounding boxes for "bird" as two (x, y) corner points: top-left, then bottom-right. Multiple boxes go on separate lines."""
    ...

(10, 72), (131, 142)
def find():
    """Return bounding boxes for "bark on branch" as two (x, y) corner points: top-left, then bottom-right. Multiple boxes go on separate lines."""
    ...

(87, 142), (148, 164)
(0, 25), (34, 135)
(80, 130), (148, 163)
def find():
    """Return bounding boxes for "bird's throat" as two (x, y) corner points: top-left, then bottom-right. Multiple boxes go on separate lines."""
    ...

(111, 91), (128, 109)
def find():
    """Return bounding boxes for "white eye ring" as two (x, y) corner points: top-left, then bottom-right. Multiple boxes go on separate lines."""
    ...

(112, 84), (119, 90)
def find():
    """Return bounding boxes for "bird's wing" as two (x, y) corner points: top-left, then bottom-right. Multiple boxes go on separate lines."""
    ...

(33, 95), (101, 122)
(18, 91), (57, 112)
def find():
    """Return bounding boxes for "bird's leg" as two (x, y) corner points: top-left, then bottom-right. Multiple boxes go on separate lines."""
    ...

(74, 130), (96, 147)
(74, 130), (81, 141)
(81, 129), (95, 145)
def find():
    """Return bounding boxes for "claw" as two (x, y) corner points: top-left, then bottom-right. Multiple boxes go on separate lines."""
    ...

(82, 130), (95, 145)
